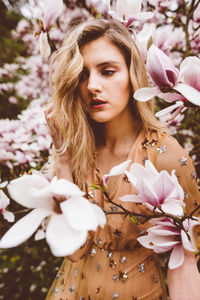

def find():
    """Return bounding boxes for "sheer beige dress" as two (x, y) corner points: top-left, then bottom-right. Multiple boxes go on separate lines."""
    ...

(46, 129), (200, 300)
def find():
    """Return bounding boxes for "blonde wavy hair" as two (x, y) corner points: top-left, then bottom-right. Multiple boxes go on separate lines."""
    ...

(49, 19), (163, 189)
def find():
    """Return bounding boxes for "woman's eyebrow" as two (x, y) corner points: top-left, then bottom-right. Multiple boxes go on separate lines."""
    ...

(96, 61), (121, 67)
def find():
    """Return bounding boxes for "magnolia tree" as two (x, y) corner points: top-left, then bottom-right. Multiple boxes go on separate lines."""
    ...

(0, 0), (200, 287)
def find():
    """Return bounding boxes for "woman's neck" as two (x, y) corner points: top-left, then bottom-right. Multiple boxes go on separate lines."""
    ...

(96, 113), (141, 152)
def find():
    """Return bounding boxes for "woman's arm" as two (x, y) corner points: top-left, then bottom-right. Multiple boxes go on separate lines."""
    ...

(167, 251), (200, 300)
(149, 132), (200, 298)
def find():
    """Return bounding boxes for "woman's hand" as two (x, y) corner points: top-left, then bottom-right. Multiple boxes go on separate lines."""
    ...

(167, 251), (200, 300)
(44, 102), (73, 182)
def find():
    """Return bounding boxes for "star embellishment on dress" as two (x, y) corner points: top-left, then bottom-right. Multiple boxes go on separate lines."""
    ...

(179, 156), (187, 166)
(156, 145), (166, 153)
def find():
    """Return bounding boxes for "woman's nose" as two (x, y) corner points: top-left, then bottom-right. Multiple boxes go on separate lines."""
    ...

(87, 73), (102, 94)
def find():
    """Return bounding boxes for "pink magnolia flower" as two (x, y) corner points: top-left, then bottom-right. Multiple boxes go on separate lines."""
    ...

(0, 174), (106, 256)
(43, 0), (64, 30)
(174, 56), (200, 106)
(138, 217), (198, 269)
(134, 47), (200, 107)
(109, 0), (153, 23)
(134, 45), (180, 102)
(0, 190), (15, 222)
(120, 160), (185, 216)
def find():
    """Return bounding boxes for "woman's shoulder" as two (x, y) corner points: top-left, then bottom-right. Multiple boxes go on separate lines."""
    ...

(147, 129), (194, 174)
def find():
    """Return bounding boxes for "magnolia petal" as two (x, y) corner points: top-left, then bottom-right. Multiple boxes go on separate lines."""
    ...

(43, 0), (63, 30)
(144, 160), (159, 177)
(138, 233), (179, 251)
(35, 229), (46, 241)
(134, 86), (160, 102)
(148, 225), (180, 236)
(132, 11), (153, 21)
(170, 171), (185, 201)
(0, 190), (10, 208)
(181, 230), (194, 252)
(152, 171), (177, 204)
(137, 235), (154, 249)
(129, 162), (155, 185)
(154, 245), (175, 253)
(147, 45), (179, 88)
(161, 201), (184, 217)
(50, 177), (84, 198)
(39, 32), (51, 59)
(90, 203), (106, 228)
(119, 194), (145, 203)
(46, 214), (87, 256)
(117, 0), (141, 19)
(136, 179), (159, 207)
(0, 208), (50, 248)
(150, 217), (176, 227)
(7, 174), (53, 210)
(0, 181), (8, 188)
(168, 244), (184, 269)
(103, 159), (131, 185)
(60, 197), (98, 231)
(124, 170), (136, 186)
(3, 210), (15, 222)
(158, 92), (185, 103)
(179, 56), (200, 91)
(155, 101), (184, 118)
(174, 83), (200, 106)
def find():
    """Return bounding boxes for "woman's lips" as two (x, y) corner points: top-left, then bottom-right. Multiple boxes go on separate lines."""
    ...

(90, 98), (107, 109)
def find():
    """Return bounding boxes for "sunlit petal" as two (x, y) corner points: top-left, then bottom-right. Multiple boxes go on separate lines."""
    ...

(174, 83), (200, 106)
(0, 190), (10, 207)
(7, 174), (53, 210)
(50, 177), (84, 197)
(161, 201), (184, 216)
(46, 214), (87, 256)
(60, 197), (98, 231)
(3, 210), (15, 222)
(90, 203), (106, 228)
(181, 230), (194, 252)
(0, 208), (50, 248)
(168, 244), (184, 269)
(103, 159), (131, 185)
(119, 194), (145, 203)
(134, 86), (160, 102)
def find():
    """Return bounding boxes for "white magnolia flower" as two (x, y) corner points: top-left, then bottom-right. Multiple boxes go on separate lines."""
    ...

(109, 0), (153, 22)
(0, 174), (106, 257)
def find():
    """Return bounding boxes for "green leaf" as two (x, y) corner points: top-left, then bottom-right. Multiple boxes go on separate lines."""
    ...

(90, 184), (99, 190)
(129, 215), (138, 224)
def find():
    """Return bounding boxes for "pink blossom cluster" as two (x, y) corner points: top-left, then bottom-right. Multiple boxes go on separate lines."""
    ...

(0, 102), (51, 169)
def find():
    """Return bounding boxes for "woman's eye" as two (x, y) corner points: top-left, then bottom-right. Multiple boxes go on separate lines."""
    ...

(101, 70), (116, 76)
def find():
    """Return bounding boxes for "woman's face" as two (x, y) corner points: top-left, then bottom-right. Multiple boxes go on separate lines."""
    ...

(79, 37), (131, 124)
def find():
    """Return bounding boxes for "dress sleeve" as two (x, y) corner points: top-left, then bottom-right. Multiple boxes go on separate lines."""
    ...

(153, 133), (200, 216)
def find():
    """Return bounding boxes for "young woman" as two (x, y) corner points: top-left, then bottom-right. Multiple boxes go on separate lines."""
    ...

(45, 19), (200, 300)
